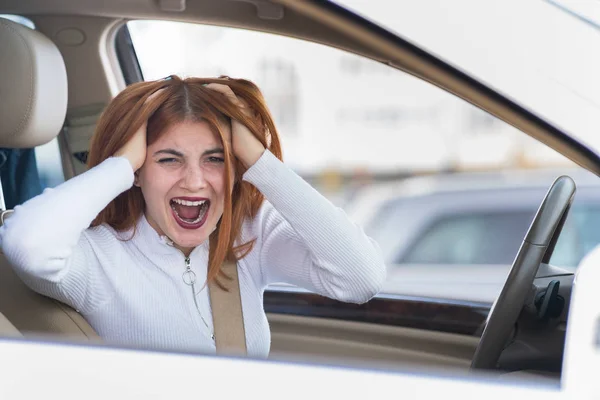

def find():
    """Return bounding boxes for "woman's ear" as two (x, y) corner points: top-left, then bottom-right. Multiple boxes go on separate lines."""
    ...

(133, 171), (140, 187)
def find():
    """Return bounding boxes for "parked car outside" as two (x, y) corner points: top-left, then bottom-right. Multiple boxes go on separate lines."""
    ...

(343, 168), (600, 303)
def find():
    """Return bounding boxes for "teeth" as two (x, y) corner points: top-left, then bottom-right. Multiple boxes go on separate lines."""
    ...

(171, 201), (209, 225)
(190, 213), (203, 224)
(172, 199), (206, 206)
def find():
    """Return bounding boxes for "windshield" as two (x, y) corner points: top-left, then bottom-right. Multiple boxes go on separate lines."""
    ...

(336, 0), (600, 153)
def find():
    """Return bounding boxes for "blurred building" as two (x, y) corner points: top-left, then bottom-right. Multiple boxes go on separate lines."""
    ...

(127, 7), (580, 182)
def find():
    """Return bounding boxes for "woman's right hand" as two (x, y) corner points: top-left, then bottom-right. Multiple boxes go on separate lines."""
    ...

(114, 88), (165, 171)
(114, 121), (147, 172)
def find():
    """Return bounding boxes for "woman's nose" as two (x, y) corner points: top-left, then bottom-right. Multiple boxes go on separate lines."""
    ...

(181, 165), (207, 191)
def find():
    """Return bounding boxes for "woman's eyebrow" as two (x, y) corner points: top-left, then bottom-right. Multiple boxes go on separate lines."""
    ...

(203, 148), (224, 156)
(153, 148), (224, 157)
(153, 149), (184, 157)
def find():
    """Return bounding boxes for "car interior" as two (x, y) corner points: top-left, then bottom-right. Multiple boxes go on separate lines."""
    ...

(0, 0), (595, 385)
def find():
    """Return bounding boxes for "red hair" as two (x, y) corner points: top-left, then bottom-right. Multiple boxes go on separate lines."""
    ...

(87, 76), (283, 286)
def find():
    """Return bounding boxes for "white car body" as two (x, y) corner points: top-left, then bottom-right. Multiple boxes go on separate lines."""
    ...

(2, 251), (600, 398)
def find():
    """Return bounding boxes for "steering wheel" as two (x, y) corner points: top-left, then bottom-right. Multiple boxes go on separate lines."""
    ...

(470, 175), (576, 370)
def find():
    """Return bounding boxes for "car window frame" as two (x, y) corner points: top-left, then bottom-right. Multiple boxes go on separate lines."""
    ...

(110, 13), (599, 336)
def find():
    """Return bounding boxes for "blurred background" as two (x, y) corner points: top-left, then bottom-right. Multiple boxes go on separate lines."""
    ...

(10, 0), (600, 303)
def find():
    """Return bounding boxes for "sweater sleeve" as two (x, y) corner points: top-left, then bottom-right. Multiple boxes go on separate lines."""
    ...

(0, 156), (135, 313)
(242, 150), (386, 304)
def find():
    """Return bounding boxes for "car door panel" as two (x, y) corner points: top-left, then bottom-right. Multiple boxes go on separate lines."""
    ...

(268, 313), (480, 370)
(264, 290), (487, 370)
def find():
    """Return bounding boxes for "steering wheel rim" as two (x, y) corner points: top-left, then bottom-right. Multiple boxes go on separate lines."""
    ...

(470, 175), (576, 370)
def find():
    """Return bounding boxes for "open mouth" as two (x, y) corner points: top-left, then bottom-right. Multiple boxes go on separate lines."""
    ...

(169, 197), (211, 229)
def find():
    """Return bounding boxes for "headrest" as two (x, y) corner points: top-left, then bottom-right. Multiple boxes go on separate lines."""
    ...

(0, 18), (68, 148)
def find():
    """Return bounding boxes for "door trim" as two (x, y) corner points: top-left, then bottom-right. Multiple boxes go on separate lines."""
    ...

(264, 287), (490, 335)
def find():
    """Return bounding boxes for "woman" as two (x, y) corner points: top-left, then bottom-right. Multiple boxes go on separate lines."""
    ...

(0, 76), (386, 358)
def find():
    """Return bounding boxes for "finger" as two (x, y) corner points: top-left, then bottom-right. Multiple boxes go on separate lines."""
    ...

(204, 83), (240, 103)
(205, 83), (252, 116)
(204, 83), (249, 109)
(204, 82), (233, 94)
(144, 87), (166, 105)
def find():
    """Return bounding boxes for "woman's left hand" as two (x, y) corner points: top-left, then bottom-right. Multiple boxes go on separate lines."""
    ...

(205, 83), (266, 169)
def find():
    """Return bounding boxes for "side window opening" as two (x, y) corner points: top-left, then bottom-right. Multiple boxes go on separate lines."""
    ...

(120, 18), (592, 305)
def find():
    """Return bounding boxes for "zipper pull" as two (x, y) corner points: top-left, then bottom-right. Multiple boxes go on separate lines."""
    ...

(182, 257), (197, 286)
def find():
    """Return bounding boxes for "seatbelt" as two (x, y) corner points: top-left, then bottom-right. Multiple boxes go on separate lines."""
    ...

(208, 261), (247, 356)
(0, 209), (248, 354)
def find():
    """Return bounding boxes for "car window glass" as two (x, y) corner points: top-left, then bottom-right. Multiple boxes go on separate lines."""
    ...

(551, 207), (600, 268)
(336, 0), (600, 153)
(573, 208), (600, 257)
(401, 211), (534, 265)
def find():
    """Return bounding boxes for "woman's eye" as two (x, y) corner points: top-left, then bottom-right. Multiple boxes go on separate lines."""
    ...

(208, 156), (225, 163)
(158, 158), (179, 164)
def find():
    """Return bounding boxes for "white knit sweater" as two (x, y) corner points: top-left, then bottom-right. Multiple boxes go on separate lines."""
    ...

(0, 150), (386, 358)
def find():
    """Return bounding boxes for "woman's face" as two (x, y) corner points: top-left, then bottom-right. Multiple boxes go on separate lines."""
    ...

(136, 119), (232, 254)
